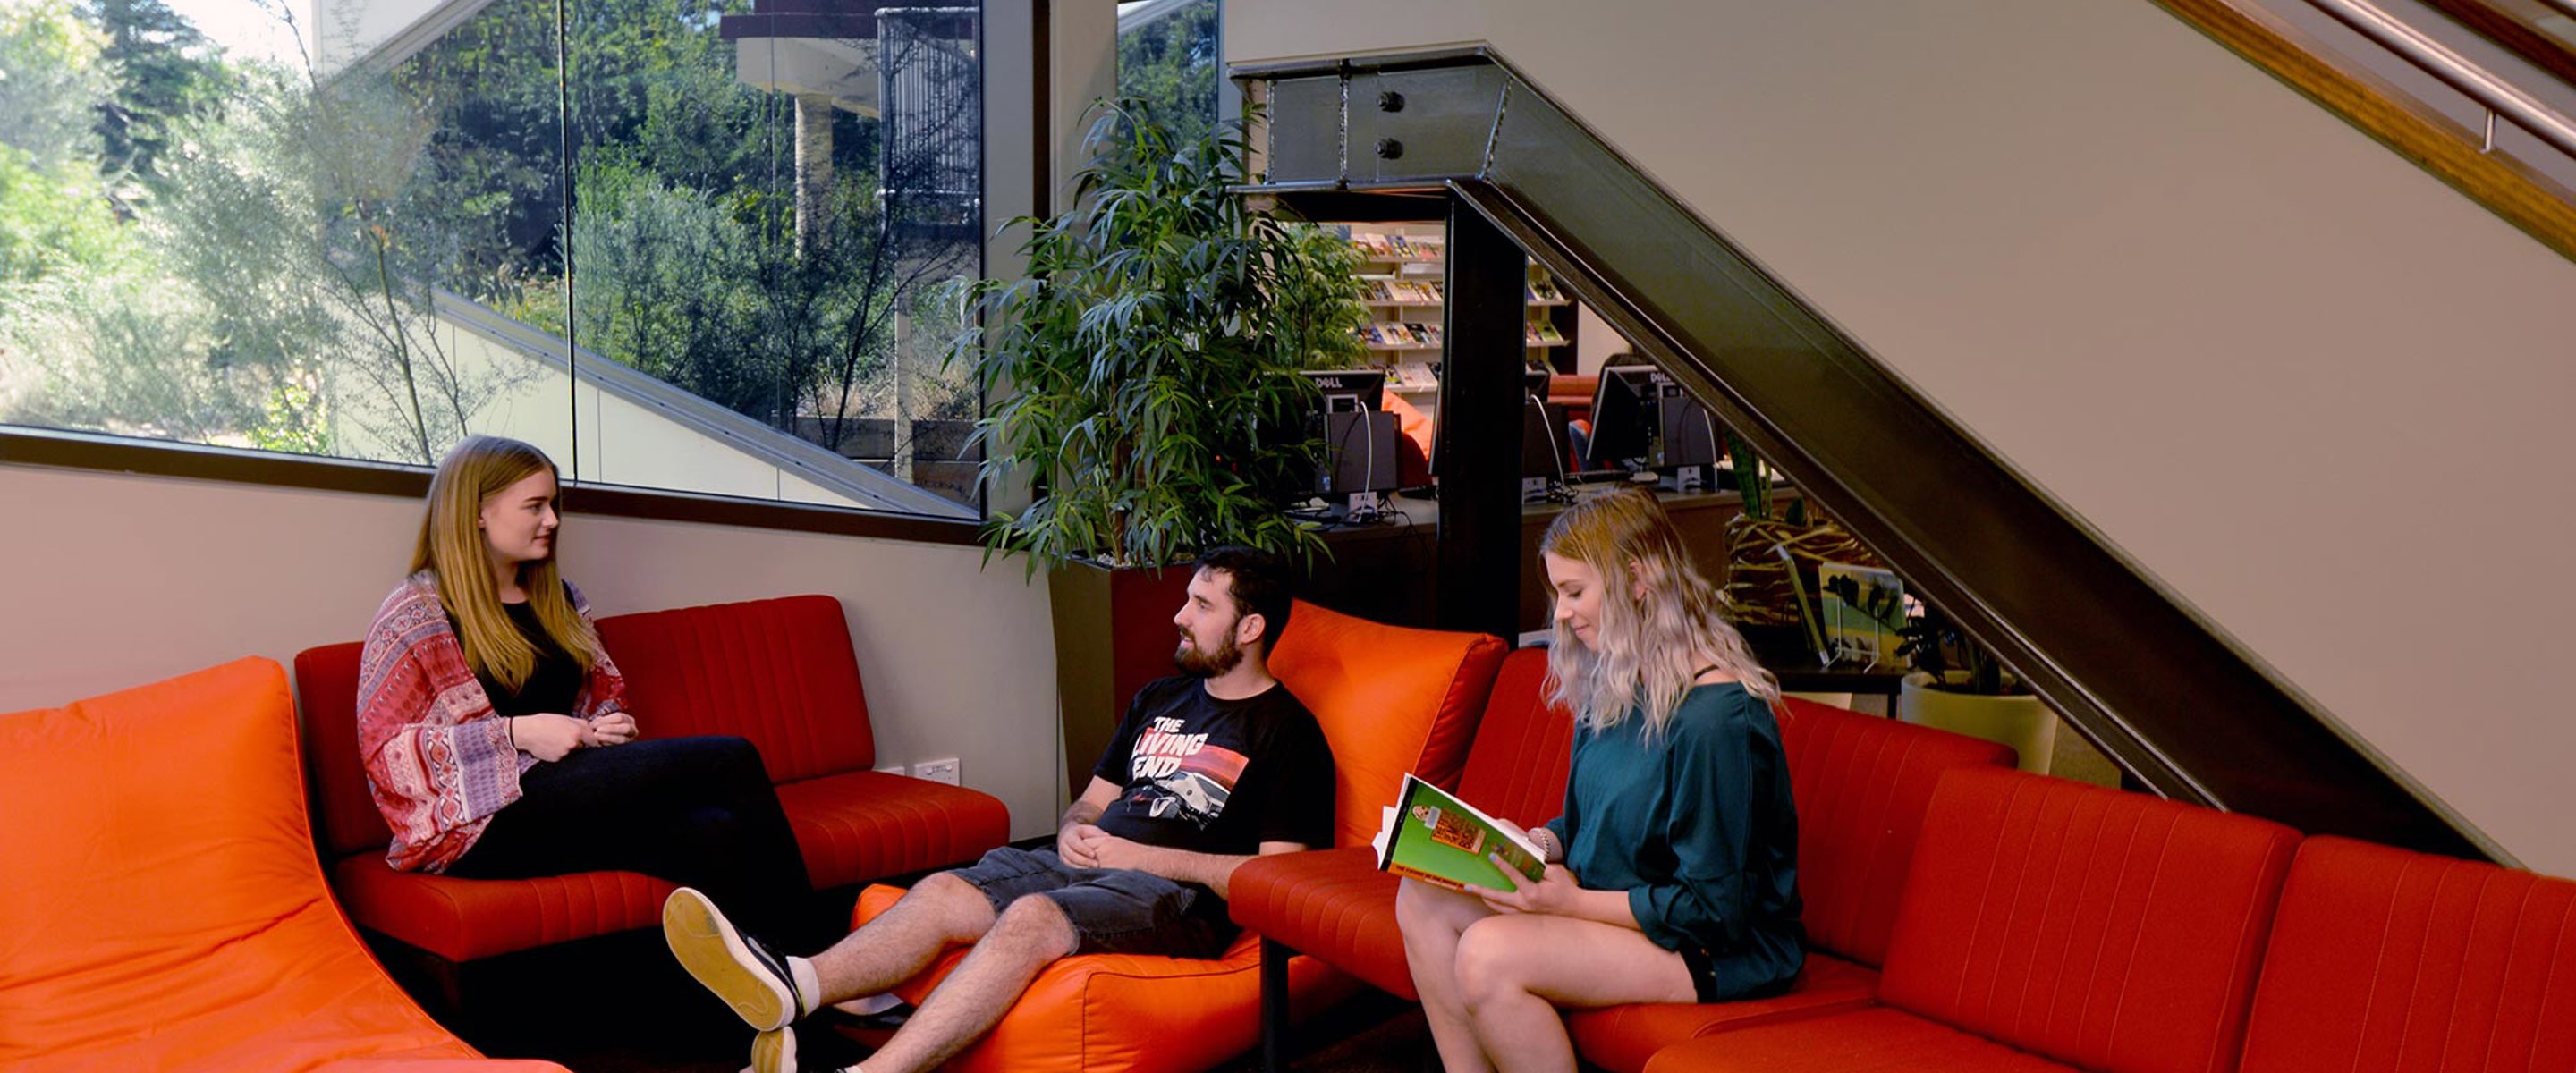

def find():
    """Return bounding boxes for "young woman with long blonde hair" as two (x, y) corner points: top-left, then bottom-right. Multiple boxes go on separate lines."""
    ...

(1395, 486), (1804, 1073)
(355, 435), (818, 944)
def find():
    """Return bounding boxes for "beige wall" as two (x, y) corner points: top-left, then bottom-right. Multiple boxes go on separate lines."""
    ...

(0, 463), (1064, 841)
(1233, 0), (2576, 873)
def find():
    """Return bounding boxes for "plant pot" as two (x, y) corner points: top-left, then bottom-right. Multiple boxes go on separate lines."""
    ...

(1896, 672), (2058, 774)
(1046, 559), (1195, 803)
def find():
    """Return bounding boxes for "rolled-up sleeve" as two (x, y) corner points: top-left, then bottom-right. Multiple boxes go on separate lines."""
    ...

(1628, 713), (1758, 952)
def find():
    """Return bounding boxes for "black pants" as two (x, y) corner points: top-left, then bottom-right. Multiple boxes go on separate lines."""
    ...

(450, 735), (821, 950)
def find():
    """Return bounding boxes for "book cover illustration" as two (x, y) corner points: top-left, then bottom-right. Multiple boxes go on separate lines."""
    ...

(1374, 773), (1546, 892)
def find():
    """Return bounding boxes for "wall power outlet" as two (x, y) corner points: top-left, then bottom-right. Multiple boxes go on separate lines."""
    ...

(913, 757), (961, 785)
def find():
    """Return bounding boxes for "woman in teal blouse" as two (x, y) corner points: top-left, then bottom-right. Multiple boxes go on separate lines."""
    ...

(1395, 486), (1804, 1073)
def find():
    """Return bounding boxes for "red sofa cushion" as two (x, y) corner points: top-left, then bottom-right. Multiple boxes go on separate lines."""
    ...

(1453, 647), (1575, 829)
(1777, 697), (2016, 967)
(1640, 1006), (2080, 1072)
(0, 658), (564, 1072)
(1878, 768), (2300, 1073)
(2239, 835), (2576, 1073)
(594, 594), (874, 782)
(295, 640), (394, 858)
(774, 771), (1012, 891)
(848, 885), (1359, 1073)
(1567, 953), (1880, 1073)
(1267, 600), (1509, 849)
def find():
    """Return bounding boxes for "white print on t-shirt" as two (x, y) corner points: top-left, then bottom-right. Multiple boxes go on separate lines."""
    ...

(1125, 715), (1249, 830)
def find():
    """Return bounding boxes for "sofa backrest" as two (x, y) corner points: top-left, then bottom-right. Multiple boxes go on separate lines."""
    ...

(1454, 647), (1573, 829)
(1269, 600), (1509, 849)
(593, 594), (874, 783)
(1880, 767), (2300, 1073)
(2239, 835), (2576, 1073)
(294, 641), (392, 858)
(0, 660), (317, 1048)
(1778, 697), (2016, 968)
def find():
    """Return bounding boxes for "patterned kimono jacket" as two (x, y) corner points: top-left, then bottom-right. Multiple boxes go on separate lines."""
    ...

(356, 571), (626, 873)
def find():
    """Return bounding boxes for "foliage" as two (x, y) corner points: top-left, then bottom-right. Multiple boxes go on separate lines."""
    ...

(954, 99), (1366, 570)
(0, 0), (114, 171)
(0, 143), (131, 288)
(1115, 0), (1219, 155)
(88, 0), (231, 193)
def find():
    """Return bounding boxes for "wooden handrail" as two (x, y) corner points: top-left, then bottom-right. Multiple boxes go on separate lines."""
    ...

(2151, 0), (2576, 264)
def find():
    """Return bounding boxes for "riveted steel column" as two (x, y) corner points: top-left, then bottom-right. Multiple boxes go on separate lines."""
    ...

(1435, 198), (1525, 640)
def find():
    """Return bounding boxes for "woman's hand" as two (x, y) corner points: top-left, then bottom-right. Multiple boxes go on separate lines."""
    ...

(583, 712), (638, 748)
(510, 714), (587, 762)
(1469, 858), (1584, 917)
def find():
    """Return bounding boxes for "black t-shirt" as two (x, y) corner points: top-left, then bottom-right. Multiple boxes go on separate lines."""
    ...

(1089, 676), (1336, 858)
(471, 601), (583, 718)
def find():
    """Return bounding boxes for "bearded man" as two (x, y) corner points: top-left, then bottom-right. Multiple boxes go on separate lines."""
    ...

(659, 547), (1334, 1073)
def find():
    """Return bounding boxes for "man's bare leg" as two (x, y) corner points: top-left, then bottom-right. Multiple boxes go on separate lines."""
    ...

(853, 894), (1080, 1073)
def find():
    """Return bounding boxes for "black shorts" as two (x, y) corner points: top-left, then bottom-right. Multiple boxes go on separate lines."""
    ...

(945, 847), (1236, 959)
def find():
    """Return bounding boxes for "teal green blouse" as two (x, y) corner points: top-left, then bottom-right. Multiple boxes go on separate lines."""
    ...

(1543, 682), (1804, 999)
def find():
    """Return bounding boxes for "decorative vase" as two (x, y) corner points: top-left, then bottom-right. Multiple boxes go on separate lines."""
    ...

(1896, 671), (2059, 775)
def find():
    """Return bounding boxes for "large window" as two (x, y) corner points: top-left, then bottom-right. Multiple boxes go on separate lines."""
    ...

(1115, 0), (1216, 148)
(0, 0), (985, 516)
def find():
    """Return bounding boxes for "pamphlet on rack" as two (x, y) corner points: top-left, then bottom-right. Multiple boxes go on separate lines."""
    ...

(1373, 773), (1547, 892)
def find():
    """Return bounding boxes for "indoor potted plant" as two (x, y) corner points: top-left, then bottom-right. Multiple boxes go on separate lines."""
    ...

(951, 98), (1366, 796)
(1888, 601), (2059, 774)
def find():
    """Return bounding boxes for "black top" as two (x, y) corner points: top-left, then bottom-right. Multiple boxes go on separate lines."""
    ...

(1542, 683), (1804, 1000)
(1091, 676), (1336, 859)
(473, 601), (583, 718)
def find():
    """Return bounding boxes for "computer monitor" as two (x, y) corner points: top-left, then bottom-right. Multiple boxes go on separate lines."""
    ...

(1657, 379), (1722, 490)
(1582, 365), (1663, 470)
(1297, 370), (1397, 509)
(1521, 369), (1572, 495)
(1300, 369), (1385, 414)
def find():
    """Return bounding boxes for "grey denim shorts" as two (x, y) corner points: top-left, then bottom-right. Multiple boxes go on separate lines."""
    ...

(945, 846), (1235, 958)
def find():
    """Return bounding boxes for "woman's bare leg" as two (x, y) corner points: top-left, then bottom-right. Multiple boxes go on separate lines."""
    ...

(1395, 878), (1502, 1073)
(1453, 914), (1698, 1073)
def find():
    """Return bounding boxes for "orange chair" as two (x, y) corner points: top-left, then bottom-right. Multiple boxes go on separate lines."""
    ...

(0, 658), (565, 1072)
(847, 601), (1509, 1073)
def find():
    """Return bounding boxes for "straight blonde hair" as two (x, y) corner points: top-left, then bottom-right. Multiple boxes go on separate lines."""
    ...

(411, 435), (599, 691)
(1541, 486), (1778, 736)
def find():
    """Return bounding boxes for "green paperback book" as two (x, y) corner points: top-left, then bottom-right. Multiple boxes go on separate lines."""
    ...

(1375, 773), (1547, 892)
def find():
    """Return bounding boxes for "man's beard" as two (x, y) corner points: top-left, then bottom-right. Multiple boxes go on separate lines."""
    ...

(1174, 625), (1245, 678)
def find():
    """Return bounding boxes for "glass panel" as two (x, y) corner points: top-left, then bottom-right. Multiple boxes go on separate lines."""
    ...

(563, 0), (984, 512)
(0, 0), (563, 468)
(1116, 0), (1217, 147)
(0, 0), (984, 518)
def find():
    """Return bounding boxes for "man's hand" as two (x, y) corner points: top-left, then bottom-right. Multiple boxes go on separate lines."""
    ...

(1057, 823), (1109, 867)
(511, 714), (587, 763)
(583, 712), (638, 747)
(1085, 832), (1152, 873)
(1468, 858), (1584, 917)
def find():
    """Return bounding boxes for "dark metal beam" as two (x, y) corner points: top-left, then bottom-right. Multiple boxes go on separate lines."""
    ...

(1434, 199), (1526, 641)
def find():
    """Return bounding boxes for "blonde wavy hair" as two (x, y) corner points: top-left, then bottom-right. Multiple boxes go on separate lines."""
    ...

(411, 435), (600, 691)
(1541, 486), (1778, 735)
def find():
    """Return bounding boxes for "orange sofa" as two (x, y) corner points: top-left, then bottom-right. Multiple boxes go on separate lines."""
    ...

(294, 594), (1011, 1003)
(845, 600), (1509, 1073)
(0, 658), (566, 1072)
(1231, 649), (2021, 1072)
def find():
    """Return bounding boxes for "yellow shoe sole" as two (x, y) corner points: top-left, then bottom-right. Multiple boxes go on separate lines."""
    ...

(663, 887), (794, 1032)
